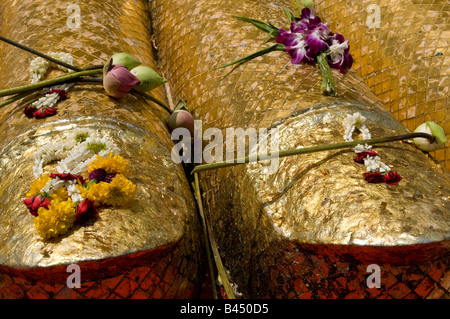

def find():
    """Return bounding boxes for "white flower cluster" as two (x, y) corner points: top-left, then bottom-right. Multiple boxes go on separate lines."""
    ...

(343, 112), (391, 173)
(31, 83), (73, 111)
(363, 156), (391, 173)
(352, 143), (372, 153)
(29, 52), (74, 83)
(33, 129), (120, 202)
(343, 112), (371, 142)
(56, 134), (119, 176)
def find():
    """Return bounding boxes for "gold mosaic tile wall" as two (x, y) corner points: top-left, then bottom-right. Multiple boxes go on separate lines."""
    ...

(315, 0), (449, 170)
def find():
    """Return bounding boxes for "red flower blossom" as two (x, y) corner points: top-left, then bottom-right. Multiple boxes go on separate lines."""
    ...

(23, 195), (50, 217)
(364, 172), (385, 184)
(384, 171), (402, 185)
(23, 106), (37, 118)
(33, 107), (57, 119)
(48, 88), (68, 100)
(354, 151), (378, 164)
(76, 200), (98, 223)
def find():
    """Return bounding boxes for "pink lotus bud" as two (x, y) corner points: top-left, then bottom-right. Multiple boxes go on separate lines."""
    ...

(168, 110), (195, 136)
(103, 63), (141, 98)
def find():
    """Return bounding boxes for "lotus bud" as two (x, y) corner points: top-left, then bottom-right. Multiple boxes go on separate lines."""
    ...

(103, 61), (141, 99)
(168, 110), (195, 136)
(300, 0), (315, 10)
(130, 66), (166, 93)
(413, 121), (447, 152)
(111, 52), (141, 70)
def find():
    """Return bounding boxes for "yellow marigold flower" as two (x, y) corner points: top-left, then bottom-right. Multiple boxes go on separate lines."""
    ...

(26, 174), (51, 197)
(34, 199), (76, 240)
(80, 174), (136, 207)
(80, 182), (111, 206)
(88, 153), (129, 176)
(105, 174), (136, 207)
(50, 187), (69, 201)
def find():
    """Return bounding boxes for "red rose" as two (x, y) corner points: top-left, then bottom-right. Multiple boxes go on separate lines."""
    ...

(33, 107), (57, 119)
(23, 195), (50, 217)
(364, 172), (385, 184)
(50, 173), (86, 184)
(50, 173), (78, 180)
(48, 88), (68, 100)
(23, 106), (37, 118)
(354, 151), (378, 164)
(76, 200), (98, 223)
(384, 171), (402, 185)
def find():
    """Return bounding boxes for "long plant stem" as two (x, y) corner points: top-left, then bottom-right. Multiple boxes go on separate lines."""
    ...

(81, 65), (104, 71)
(0, 88), (40, 108)
(131, 89), (172, 114)
(0, 35), (82, 72)
(317, 51), (337, 96)
(192, 174), (217, 299)
(191, 132), (434, 174)
(193, 173), (236, 299)
(0, 69), (101, 98)
(0, 77), (103, 109)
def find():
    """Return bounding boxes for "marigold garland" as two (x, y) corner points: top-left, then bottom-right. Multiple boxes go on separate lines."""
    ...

(34, 199), (76, 240)
(24, 130), (136, 240)
(88, 153), (130, 177)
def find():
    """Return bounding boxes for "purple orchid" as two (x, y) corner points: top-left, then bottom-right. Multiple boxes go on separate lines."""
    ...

(326, 33), (353, 74)
(276, 30), (310, 64)
(291, 8), (323, 33)
(305, 24), (331, 56)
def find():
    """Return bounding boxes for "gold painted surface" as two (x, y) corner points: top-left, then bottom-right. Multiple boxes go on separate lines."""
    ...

(0, 118), (197, 268)
(151, 0), (450, 256)
(314, 0), (450, 170)
(0, 0), (200, 271)
(246, 102), (450, 246)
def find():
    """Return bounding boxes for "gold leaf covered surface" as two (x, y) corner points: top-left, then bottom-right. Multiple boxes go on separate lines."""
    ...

(0, 1), (199, 270)
(151, 0), (450, 247)
(0, 118), (196, 268)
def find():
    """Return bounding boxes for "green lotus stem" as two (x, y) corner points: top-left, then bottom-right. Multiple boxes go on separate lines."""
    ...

(81, 64), (104, 71)
(191, 132), (435, 174)
(0, 77), (104, 109)
(317, 51), (337, 96)
(0, 69), (101, 98)
(193, 173), (236, 299)
(0, 88), (40, 109)
(0, 35), (82, 72)
(131, 89), (172, 114)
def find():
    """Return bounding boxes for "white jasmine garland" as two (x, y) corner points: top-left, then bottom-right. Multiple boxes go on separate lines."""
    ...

(34, 130), (120, 199)
(67, 182), (84, 203)
(29, 52), (74, 83)
(31, 84), (74, 111)
(55, 136), (119, 175)
(352, 143), (372, 153)
(343, 113), (392, 173)
(343, 113), (371, 142)
(363, 156), (391, 173)
(33, 140), (76, 178)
